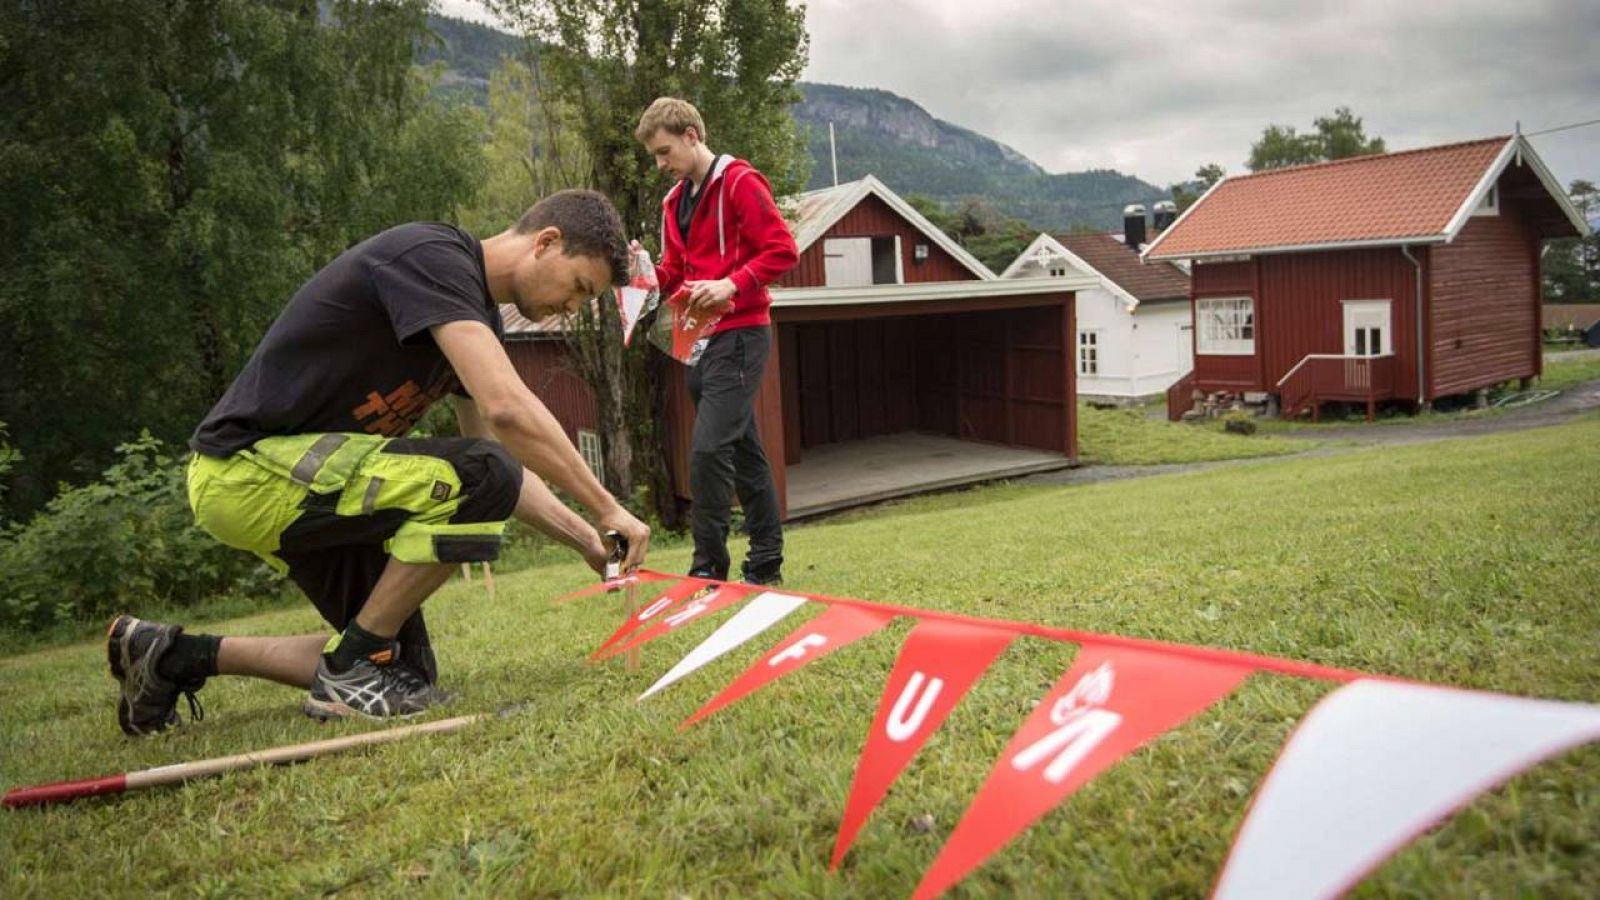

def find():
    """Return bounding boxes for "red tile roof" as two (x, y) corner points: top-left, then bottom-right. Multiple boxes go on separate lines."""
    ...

(1052, 232), (1190, 302)
(1145, 137), (1510, 259)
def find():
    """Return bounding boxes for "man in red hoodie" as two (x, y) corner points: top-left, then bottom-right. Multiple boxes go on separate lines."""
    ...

(637, 97), (798, 585)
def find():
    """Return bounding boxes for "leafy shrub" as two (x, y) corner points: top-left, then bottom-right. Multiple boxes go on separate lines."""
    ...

(0, 432), (274, 630)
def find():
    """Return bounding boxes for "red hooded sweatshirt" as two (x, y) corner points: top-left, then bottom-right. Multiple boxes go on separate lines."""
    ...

(656, 155), (799, 334)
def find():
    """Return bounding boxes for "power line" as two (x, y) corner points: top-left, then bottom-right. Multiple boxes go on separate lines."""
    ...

(1526, 117), (1600, 137)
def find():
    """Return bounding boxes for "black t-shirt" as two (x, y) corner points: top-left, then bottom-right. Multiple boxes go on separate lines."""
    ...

(191, 223), (502, 456)
(675, 155), (727, 240)
(675, 176), (704, 240)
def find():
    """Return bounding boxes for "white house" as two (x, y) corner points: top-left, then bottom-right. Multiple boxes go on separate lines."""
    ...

(1001, 226), (1193, 402)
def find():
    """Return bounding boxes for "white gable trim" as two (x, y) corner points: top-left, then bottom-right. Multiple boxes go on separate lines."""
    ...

(997, 233), (1057, 279)
(1442, 135), (1591, 241)
(793, 175), (996, 280)
(1004, 233), (1140, 311)
(1441, 138), (1517, 242)
(1141, 176), (1229, 261)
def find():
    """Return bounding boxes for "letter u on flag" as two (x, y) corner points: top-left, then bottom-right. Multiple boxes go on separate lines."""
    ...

(681, 604), (897, 728)
(832, 618), (1017, 871)
(912, 644), (1254, 900)
(596, 583), (759, 661)
(589, 577), (716, 660)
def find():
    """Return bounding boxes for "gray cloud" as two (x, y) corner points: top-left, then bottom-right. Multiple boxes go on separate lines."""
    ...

(805, 0), (1600, 188)
(439, 0), (1599, 190)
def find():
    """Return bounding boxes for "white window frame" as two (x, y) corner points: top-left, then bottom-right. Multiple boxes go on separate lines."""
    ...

(577, 429), (604, 476)
(1196, 296), (1255, 355)
(1077, 329), (1101, 376)
(1342, 299), (1392, 357)
(1472, 184), (1499, 217)
(1049, 265), (1069, 278)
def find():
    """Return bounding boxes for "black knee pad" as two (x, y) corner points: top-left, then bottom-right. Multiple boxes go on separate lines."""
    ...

(451, 439), (522, 524)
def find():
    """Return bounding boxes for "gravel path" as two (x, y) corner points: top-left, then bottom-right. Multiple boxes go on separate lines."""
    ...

(1023, 376), (1600, 487)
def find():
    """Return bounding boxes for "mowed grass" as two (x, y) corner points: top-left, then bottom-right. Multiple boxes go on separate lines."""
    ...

(1077, 401), (1313, 465)
(4, 417), (1600, 898)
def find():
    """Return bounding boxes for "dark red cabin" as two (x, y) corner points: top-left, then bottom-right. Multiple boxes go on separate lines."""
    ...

(1143, 135), (1591, 419)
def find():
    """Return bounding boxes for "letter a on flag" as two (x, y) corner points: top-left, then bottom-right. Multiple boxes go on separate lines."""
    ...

(832, 618), (1017, 870)
(589, 577), (715, 660)
(912, 644), (1253, 900)
(681, 604), (897, 728)
(596, 582), (760, 661)
(1213, 679), (1600, 900)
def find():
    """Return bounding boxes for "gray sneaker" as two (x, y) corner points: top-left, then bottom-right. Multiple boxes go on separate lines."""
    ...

(106, 614), (205, 736)
(303, 648), (437, 721)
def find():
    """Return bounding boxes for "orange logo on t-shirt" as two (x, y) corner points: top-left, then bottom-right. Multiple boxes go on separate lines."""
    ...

(351, 378), (453, 435)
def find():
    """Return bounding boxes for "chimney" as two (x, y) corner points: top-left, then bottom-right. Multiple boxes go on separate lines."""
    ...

(1122, 204), (1148, 249)
(1152, 200), (1177, 233)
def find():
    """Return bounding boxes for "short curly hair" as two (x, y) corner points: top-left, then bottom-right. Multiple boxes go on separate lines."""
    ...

(514, 189), (629, 288)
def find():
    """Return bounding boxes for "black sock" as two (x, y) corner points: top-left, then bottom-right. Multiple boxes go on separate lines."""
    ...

(326, 621), (394, 673)
(156, 632), (222, 685)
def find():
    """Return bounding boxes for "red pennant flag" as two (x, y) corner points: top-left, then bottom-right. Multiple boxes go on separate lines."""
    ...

(595, 582), (759, 661)
(831, 619), (1017, 870)
(912, 644), (1253, 900)
(553, 570), (675, 605)
(681, 604), (897, 728)
(589, 578), (714, 659)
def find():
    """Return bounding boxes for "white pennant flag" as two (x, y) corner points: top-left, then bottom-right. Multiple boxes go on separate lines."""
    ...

(638, 592), (810, 701)
(617, 286), (650, 346)
(1214, 679), (1600, 900)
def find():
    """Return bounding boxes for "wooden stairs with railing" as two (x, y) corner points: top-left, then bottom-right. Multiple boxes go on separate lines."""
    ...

(1277, 354), (1397, 422)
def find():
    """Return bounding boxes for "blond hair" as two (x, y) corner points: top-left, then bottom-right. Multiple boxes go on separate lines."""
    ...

(635, 97), (707, 143)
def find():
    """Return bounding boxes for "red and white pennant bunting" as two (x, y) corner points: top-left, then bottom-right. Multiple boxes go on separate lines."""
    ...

(560, 571), (1600, 898)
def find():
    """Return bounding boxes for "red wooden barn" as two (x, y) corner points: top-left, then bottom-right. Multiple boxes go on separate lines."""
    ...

(508, 175), (1095, 520)
(1143, 134), (1591, 420)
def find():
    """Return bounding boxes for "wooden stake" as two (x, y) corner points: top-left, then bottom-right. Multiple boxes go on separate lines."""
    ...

(4, 712), (499, 809)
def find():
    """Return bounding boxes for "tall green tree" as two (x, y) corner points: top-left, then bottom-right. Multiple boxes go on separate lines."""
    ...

(0, 1), (482, 516)
(1247, 107), (1386, 171)
(1170, 162), (1226, 212)
(1543, 180), (1600, 304)
(484, 0), (810, 524)
(458, 54), (594, 237)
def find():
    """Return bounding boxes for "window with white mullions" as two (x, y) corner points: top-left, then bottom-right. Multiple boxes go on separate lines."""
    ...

(1343, 300), (1391, 357)
(1078, 330), (1100, 375)
(577, 429), (604, 476)
(1196, 297), (1254, 355)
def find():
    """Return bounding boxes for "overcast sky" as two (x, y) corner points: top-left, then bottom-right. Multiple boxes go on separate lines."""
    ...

(437, 0), (1599, 191)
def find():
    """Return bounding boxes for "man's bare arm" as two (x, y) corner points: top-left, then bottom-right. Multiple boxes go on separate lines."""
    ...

(434, 320), (648, 570)
(454, 397), (608, 573)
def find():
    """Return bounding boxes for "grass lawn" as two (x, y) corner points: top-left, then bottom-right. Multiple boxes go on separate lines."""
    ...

(1077, 401), (1313, 465)
(4, 417), (1599, 897)
(1540, 352), (1600, 392)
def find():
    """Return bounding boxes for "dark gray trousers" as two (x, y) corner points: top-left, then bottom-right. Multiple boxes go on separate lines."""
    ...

(686, 326), (784, 580)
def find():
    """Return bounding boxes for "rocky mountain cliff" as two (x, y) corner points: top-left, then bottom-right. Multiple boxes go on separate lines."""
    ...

(423, 14), (1170, 231)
